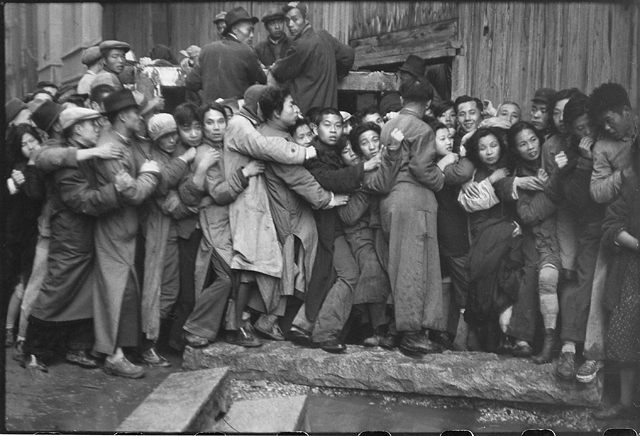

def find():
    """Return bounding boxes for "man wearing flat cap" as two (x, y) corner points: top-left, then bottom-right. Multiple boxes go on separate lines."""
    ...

(91, 88), (162, 378)
(270, 2), (355, 115)
(186, 6), (266, 105)
(21, 107), (126, 373)
(254, 10), (292, 67)
(77, 46), (103, 95)
(213, 11), (227, 39)
(93, 40), (131, 91)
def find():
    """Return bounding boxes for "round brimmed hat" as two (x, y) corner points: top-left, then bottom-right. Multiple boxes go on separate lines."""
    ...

(262, 10), (285, 23)
(147, 113), (177, 141)
(5, 98), (28, 126)
(213, 11), (227, 24)
(31, 100), (64, 132)
(225, 6), (258, 30)
(103, 89), (138, 115)
(99, 40), (131, 55)
(81, 46), (102, 65)
(283, 2), (308, 16)
(532, 88), (556, 105)
(398, 55), (427, 79)
(59, 107), (101, 130)
(340, 111), (353, 123)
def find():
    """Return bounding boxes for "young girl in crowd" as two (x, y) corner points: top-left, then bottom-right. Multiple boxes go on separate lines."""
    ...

(508, 121), (561, 363)
(5, 124), (45, 348)
(433, 100), (456, 130)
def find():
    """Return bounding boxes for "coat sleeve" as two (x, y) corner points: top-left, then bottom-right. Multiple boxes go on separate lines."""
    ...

(55, 167), (120, 216)
(33, 146), (78, 172)
(408, 128), (445, 191)
(269, 163), (333, 209)
(247, 50), (267, 85)
(328, 31), (355, 78)
(270, 46), (305, 82)
(228, 126), (307, 164)
(337, 190), (371, 226)
(516, 189), (556, 225)
(601, 178), (634, 250)
(443, 156), (475, 186)
(590, 145), (623, 203)
(361, 148), (401, 194)
(94, 158), (158, 206)
(157, 157), (188, 196)
(304, 156), (364, 193)
(207, 162), (248, 206)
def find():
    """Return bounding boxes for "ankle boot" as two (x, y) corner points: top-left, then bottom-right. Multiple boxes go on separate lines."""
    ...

(532, 328), (557, 364)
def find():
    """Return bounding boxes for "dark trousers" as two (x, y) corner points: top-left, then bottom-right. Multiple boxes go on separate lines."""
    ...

(443, 252), (469, 335)
(24, 316), (94, 359)
(169, 229), (202, 348)
(184, 246), (232, 341)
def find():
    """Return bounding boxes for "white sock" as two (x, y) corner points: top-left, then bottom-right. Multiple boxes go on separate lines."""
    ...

(561, 341), (576, 354)
(499, 306), (513, 333)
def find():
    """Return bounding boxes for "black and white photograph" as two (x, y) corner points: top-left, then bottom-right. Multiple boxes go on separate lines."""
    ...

(2, 1), (639, 433)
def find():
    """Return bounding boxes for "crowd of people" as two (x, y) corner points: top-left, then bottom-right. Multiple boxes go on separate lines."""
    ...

(3, 1), (639, 421)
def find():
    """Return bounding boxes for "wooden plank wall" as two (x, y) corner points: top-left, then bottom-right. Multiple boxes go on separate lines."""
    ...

(452, 2), (639, 111)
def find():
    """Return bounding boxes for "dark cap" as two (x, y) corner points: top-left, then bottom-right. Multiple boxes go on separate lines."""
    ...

(379, 92), (402, 117)
(81, 46), (102, 65)
(5, 98), (28, 126)
(398, 55), (427, 79)
(31, 100), (64, 132)
(213, 11), (227, 24)
(103, 89), (138, 116)
(283, 2), (308, 16)
(225, 6), (258, 30)
(532, 88), (556, 105)
(99, 40), (131, 55)
(262, 10), (285, 24)
(37, 80), (57, 90)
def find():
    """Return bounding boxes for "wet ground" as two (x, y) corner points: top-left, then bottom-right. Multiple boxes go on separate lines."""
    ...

(5, 342), (639, 433)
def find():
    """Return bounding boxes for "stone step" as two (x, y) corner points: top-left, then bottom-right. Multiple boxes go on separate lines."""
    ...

(183, 342), (602, 407)
(117, 367), (230, 433)
(209, 395), (310, 433)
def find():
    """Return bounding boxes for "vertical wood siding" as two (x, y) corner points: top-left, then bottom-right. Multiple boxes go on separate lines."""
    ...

(452, 2), (639, 111)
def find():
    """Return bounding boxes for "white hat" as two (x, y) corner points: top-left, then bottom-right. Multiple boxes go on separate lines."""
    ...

(340, 111), (352, 122)
(59, 107), (101, 130)
(147, 113), (177, 141)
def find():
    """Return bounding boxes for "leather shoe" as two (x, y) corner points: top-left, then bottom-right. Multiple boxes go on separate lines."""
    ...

(511, 341), (533, 358)
(254, 315), (285, 341)
(184, 332), (209, 348)
(226, 325), (262, 348)
(285, 326), (312, 346)
(400, 331), (443, 354)
(430, 331), (455, 351)
(65, 350), (99, 368)
(103, 356), (145, 379)
(555, 352), (576, 380)
(21, 354), (48, 373)
(141, 347), (171, 367)
(379, 333), (400, 350)
(319, 338), (346, 354)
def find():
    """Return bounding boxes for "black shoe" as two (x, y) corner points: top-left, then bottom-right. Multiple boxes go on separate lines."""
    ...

(65, 350), (100, 368)
(21, 354), (48, 373)
(141, 347), (172, 367)
(319, 338), (346, 354)
(430, 331), (455, 351)
(227, 326), (262, 348)
(254, 315), (285, 341)
(379, 332), (400, 350)
(532, 328), (557, 364)
(183, 332), (209, 348)
(555, 352), (576, 380)
(285, 326), (312, 347)
(400, 331), (443, 354)
(512, 341), (533, 358)
(496, 335), (515, 355)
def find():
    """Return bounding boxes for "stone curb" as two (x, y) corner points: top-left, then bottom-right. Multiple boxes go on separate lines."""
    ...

(117, 367), (230, 432)
(210, 395), (310, 432)
(183, 341), (602, 407)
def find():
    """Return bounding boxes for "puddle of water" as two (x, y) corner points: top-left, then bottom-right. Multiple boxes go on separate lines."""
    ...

(305, 394), (552, 433)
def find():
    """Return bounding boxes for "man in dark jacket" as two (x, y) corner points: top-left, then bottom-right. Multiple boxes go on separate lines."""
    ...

(254, 10), (293, 67)
(269, 2), (355, 115)
(186, 6), (266, 104)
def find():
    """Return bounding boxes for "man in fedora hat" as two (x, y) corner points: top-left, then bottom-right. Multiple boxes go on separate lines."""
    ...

(213, 11), (227, 38)
(93, 40), (131, 91)
(398, 54), (443, 104)
(32, 100), (65, 142)
(254, 10), (292, 67)
(270, 2), (354, 115)
(186, 6), (266, 105)
(77, 46), (103, 95)
(21, 107), (127, 373)
(91, 89), (162, 378)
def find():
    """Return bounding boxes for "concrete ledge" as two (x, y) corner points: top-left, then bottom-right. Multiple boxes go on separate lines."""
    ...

(209, 395), (309, 433)
(117, 367), (230, 432)
(183, 342), (602, 407)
